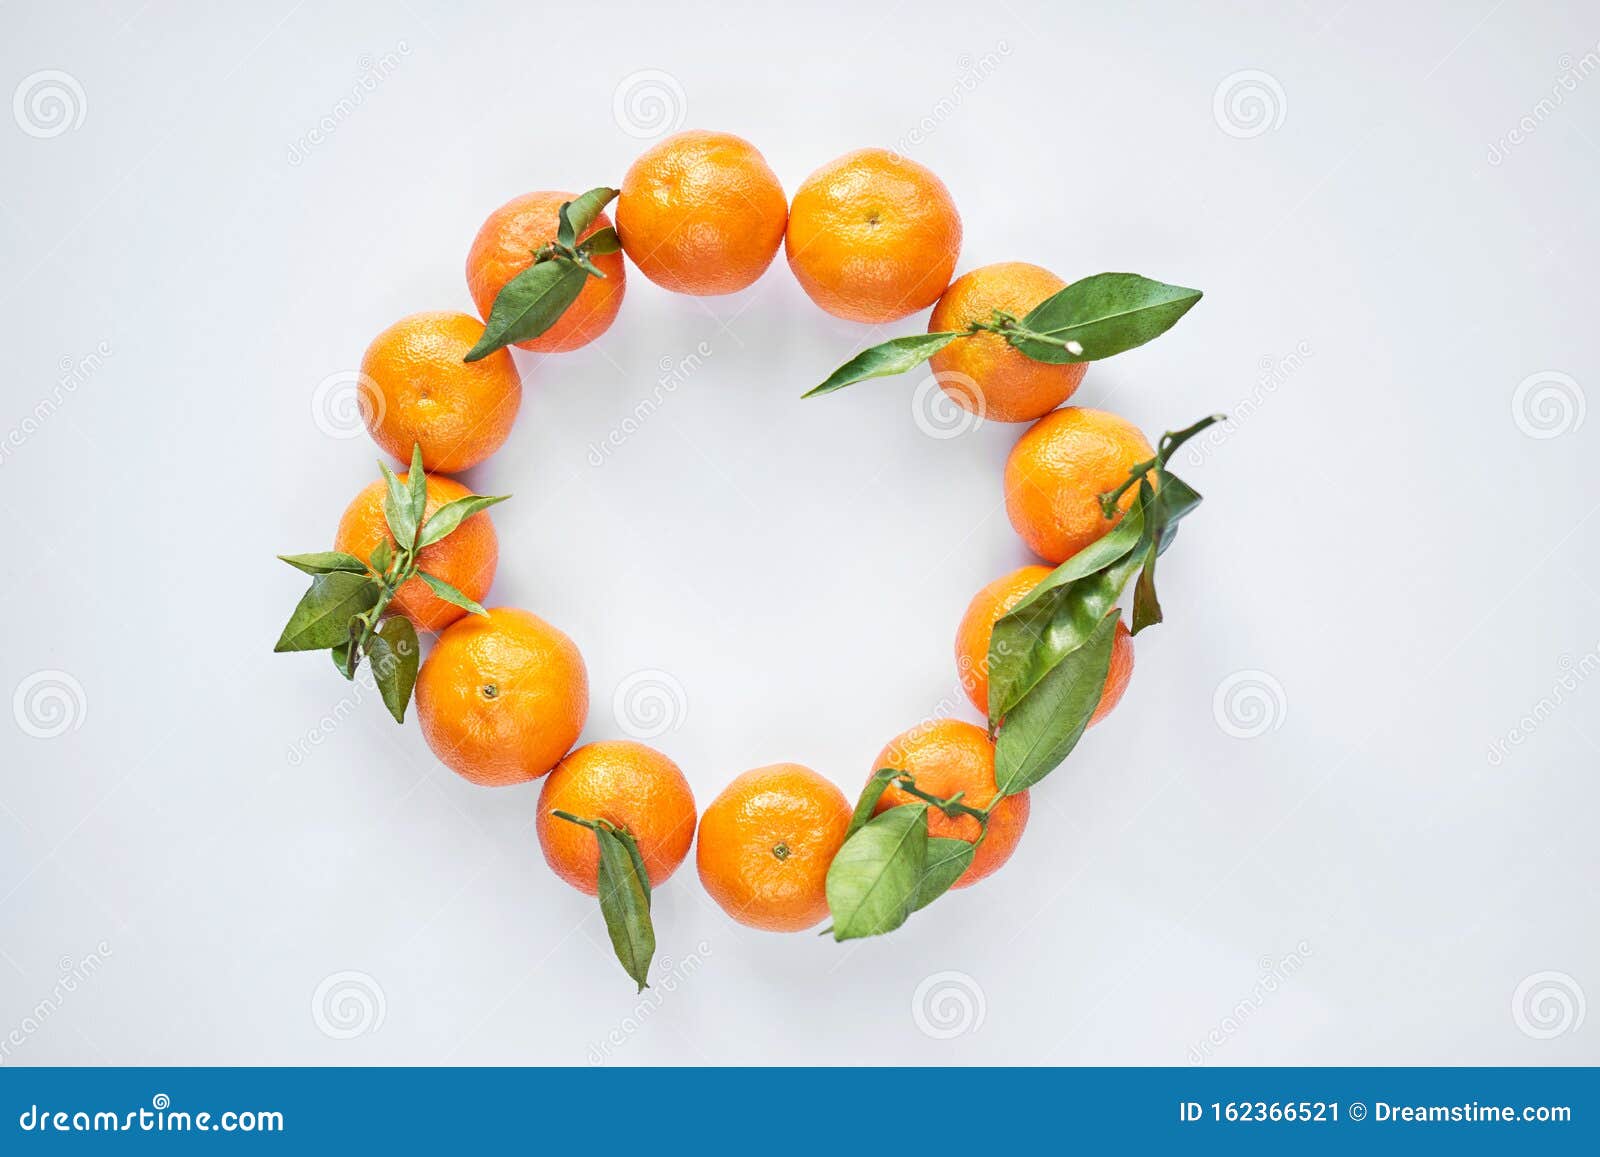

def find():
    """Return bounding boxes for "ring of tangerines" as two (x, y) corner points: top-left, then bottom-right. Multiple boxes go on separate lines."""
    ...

(273, 129), (1223, 991)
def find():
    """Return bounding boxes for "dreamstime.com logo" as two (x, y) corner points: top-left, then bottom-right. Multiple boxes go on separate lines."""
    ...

(311, 368), (384, 439)
(612, 668), (688, 740)
(12, 69), (86, 138)
(286, 44), (411, 166)
(612, 69), (686, 140)
(891, 43), (1012, 157)
(1487, 45), (1600, 165)
(588, 342), (713, 465)
(12, 669), (87, 740)
(912, 970), (986, 1039)
(912, 371), (985, 439)
(1213, 69), (1286, 139)
(1187, 341), (1311, 465)
(1511, 371), (1584, 439)
(1, 341), (113, 469)
(17, 1094), (283, 1134)
(1212, 669), (1286, 739)
(588, 941), (712, 1064)
(1, 942), (112, 1065)
(1188, 941), (1313, 1063)
(311, 970), (386, 1040)
(1486, 644), (1600, 766)
(1512, 970), (1586, 1040)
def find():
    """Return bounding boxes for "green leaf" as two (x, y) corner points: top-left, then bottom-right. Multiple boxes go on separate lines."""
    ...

(846, 769), (902, 841)
(406, 444), (427, 531)
(1130, 539), (1162, 633)
(994, 610), (1121, 795)
(594, 825), (655, 991)
(802, 332), (965, 398)
(909, 836), (975, 913)
(1010, 273), (1202, 364)
(415, 571), (486, 617)
(366, 616), (420, 724)
(986, 504), (1148, 727)
(273, 572), (380, 653)
(826, 804), (930, 941)
(277, 551), (369, 576)
(416, 494), (508, 549)
(557, 187), (619, 249)
(368, 537), (392, 577)
(331, 642), (355, 679)
(377, 460), (418, 548)
(582, 225), (620, 256)
(464, 256), (590, 362)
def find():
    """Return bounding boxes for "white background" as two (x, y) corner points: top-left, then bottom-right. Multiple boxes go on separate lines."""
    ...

(2, 0), (1597, 1065)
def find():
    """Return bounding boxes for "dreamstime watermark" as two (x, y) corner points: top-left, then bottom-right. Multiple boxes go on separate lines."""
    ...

(612, 69), (686, 140)
(285, 646), (412, 766)
(1486, 643), (1600, 766)
(286, 44), (411, 166)
(1188, 941), (1312, 1063)
(891, 43), (1013, 157)
(1213, 69), (1286, 139)
(1487, 45), (1600, 166)
(612, 669), (688, 740)
(1212, 669), (1286, 739)
(1187, 341), (1311, 465)
(912, 370), (985, 439)
(0, 341), (113, 468)
(0, 941), (113, 1064)
(587, 342), (713, 465)
(586, 941), (712, 1064)
(1511, 971), (1585, 1040)
(311, 970), (386, 1040)
(13, 70), (86, 138)
(912, 970), (986, 1039)
(1511, 371), (1584, 439)
(311, 368), (383, 439)
(13, 670), (87, 740)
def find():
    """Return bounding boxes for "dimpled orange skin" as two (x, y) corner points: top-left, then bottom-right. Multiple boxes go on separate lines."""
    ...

(696, 763), (852, 932)
(955, 567), (1135, 724)
(785, 148), (962, 324)
(927, 263), (1088, 423)
(871, 719), (1027, 889)
(466, 191), (626, 352)
(360, 312), (521, 474)
(616, 130), (789, 296)
(332, 473), (497, 634)
(414, 607), (588, 787)
(1005, 407), (1156, 565)
(536, 741), (697, 896)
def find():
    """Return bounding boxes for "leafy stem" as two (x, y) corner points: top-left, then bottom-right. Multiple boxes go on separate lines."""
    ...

(1097, 413), (1225, 518)
(967, 309), (1084, 357)
(890, 774), (992, 829)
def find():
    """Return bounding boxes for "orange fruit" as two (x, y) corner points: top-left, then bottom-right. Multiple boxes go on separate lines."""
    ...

(359, 311), (521, 474)
(1005, 406), (1156, 564)
(414, 607), (588, 787)
(956, 566), (1135, 725)
(871, 719), (1027, 889)
(696, 763), (852, 932)
(785, 148), (961, 324)
(927, 262), (1087, 423)
(466, 190), (626, 352)
(333, 473), (497, 634)
(536, 741), (697, 896)
(616, 130), (788, 295)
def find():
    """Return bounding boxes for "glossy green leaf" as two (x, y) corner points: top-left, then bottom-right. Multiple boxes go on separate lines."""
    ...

(416, 494), (508, 549)
(826, 804), (929, 941)
(1010, 273), (1202, 364)
(278, 551), (368, 576)
(464, 256), (589, 362)
(366, 615), (420, 724)
(331, 642), (355, 679)
(986, 505), (1148, 727)
(595, 825), (654, 991)
(846, 769), (902, 840)
(909, 836), (975, 913)
(377, 460), (418, 548)
(406, 444), (427, 531)
(583, 225), (620, 256)
(802, 332), (964, 398)
(994, 611), (1121, 795)
(416, 571), (486, 617)
(368, 537), (393, 577)
(557, 187), (619, 249)
(273, 572), (380, 653)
